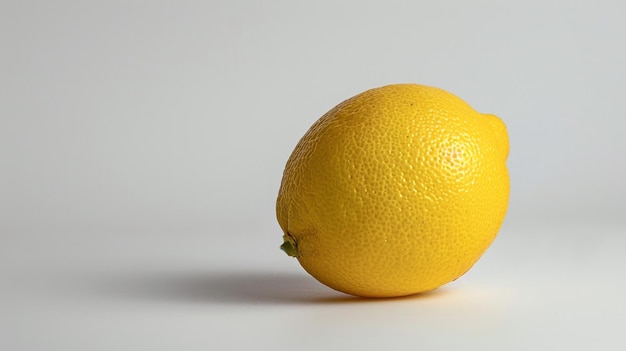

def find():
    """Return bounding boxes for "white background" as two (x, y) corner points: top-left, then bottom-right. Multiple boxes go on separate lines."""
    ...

(2, 1), (625, 350)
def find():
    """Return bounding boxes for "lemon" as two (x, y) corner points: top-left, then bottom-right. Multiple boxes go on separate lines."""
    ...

(276, 84), (509, 297)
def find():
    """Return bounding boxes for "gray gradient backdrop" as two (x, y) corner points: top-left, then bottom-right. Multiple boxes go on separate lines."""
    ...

(2, 1), (625, 350)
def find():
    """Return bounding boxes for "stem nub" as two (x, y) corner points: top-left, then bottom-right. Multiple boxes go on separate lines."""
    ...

(280, 234), (299, 257)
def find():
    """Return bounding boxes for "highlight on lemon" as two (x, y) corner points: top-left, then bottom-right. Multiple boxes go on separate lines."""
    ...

(276, 84), (509, 298)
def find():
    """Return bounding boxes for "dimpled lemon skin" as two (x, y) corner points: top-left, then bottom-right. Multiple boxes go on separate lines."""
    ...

(276, 84), (509, 298)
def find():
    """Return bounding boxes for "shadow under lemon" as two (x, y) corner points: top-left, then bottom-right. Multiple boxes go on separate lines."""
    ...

(87, 269), (450, 305)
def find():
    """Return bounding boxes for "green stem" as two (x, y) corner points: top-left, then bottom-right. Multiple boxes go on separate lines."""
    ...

(280, 234), (299, 257)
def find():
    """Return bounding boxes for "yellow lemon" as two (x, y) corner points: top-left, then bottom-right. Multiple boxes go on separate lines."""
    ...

(276, 84), (509, 297)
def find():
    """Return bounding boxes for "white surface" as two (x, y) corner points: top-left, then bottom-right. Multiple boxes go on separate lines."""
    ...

(2, 1), (626, 350)
(3, 222), (626, 350)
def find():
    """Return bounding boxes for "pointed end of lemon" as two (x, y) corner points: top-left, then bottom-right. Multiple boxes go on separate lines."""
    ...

(280, 234), (299, 257)
(483, 113), (509, 161)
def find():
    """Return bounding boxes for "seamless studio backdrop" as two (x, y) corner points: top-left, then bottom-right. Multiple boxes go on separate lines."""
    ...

(2, 1), (626, 351)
